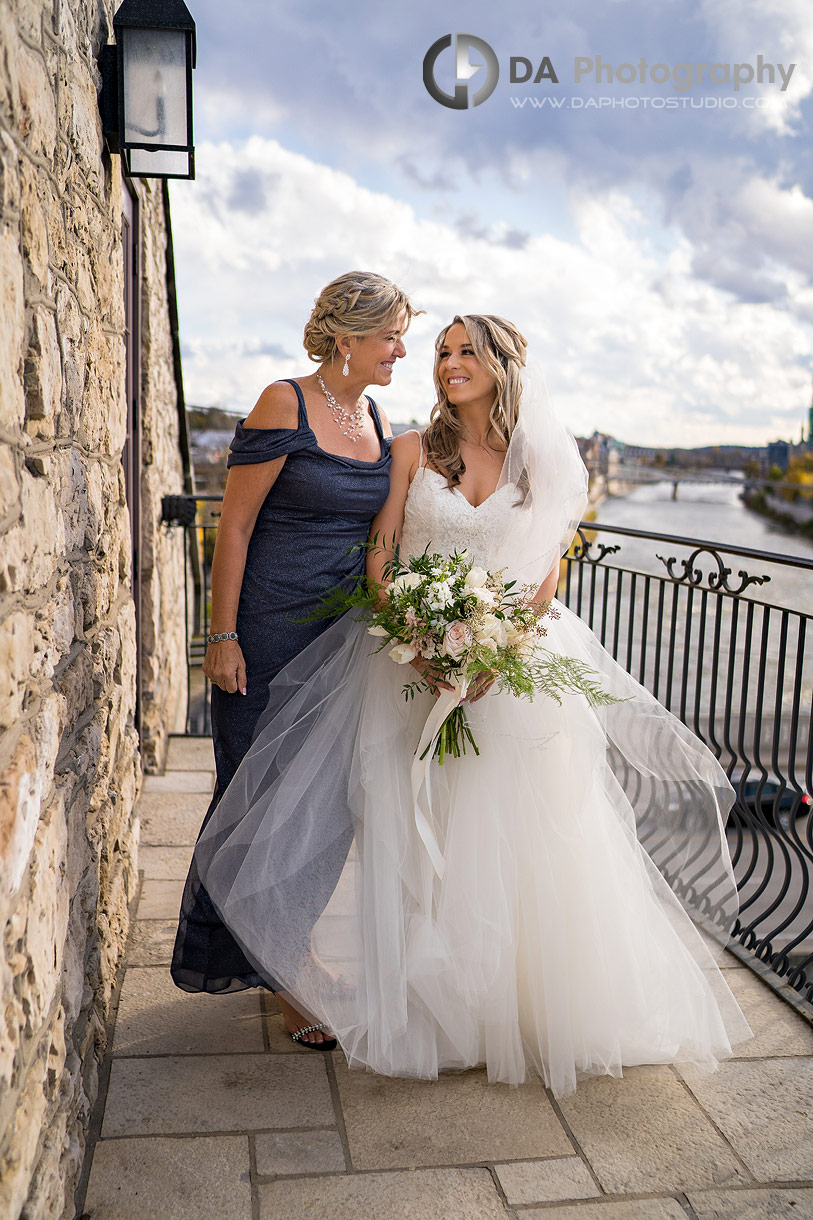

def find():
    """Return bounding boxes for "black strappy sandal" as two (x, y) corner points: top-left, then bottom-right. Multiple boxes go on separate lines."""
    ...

(289, 1022), (337, 1052)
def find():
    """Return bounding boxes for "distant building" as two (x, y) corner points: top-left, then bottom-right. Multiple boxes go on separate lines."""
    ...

(767, 440), (790, 473)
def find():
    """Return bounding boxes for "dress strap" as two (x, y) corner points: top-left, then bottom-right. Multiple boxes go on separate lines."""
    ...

(276, 378), (309, 429)
(366, 396), (385, 443)
(419, 430), (428, 468)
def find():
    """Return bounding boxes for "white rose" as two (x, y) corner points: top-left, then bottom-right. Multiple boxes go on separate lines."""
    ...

(471, 586), (496, 607)
(464, 566), (489, 589)
(478, 636), (498, 652)
(503, 619), (523, 644)
(367, 624), (390, 636)
(389, 641), (418, 664)
(390, 571), (422, 594)
(477, 614), (507, 646)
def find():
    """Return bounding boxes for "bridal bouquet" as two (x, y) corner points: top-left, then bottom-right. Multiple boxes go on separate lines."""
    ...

(309, 545), (626, 763)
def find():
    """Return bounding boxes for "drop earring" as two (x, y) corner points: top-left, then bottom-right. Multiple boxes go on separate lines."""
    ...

(342, 352), (351, 377)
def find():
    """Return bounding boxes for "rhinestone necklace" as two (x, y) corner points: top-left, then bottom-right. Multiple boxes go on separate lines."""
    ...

(316, 372), (366, 443)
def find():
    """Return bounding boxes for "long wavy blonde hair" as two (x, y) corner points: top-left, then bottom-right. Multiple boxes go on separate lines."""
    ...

(425, 314), (527, 487)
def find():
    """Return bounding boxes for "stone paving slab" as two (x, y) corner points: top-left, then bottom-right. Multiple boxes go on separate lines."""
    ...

(556, 1066), (747, 1194)
(102, 1054), (334, 1137)
(334, 1056), (571, 1170)
(136, 878), (185, 918)
(679, 1058), (813, 1181)
(166, 735), (215, 771)
(138, 844), (194, 879)
(112, 968), (264, 1056)
(257, 1167), (508, 1219)
(137, 792), (210, 845)
(144, 770), (215, 794)
(126, 919), (177, 966)
(723, 969), (813, 1058)
(495, 1156), (600, 1205)
(84, 1135), (251, 1220)
(522, 1201), (688, 1220)
(255, 1129), (346, 1177)
(687, 1185), (813, 1218)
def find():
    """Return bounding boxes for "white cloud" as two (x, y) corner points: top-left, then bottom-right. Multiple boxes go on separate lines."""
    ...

(170, 137), (812, 446)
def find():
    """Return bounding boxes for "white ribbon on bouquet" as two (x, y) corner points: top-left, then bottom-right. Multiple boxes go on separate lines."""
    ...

(410, 677), (469, 880)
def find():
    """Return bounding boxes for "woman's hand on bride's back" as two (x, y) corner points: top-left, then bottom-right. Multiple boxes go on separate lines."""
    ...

(204, 640), (248, 695)
(409, 655), (455, 695)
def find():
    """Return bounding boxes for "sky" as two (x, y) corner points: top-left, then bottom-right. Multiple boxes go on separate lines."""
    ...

(168, 0), (813, 447)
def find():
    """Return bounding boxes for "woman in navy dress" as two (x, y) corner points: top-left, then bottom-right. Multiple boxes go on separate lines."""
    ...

(172, 271), (419, 1045)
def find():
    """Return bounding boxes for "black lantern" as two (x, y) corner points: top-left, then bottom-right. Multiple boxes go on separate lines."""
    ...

(102, 0), (196, 180)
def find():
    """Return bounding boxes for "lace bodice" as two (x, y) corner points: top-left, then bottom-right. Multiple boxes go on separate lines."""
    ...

(400, 468), (520, 570)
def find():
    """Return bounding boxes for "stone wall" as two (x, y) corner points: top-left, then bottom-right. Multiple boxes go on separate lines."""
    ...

(0, 1), (188, 1216)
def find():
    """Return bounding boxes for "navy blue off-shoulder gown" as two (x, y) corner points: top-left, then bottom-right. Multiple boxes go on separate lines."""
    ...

(171, 379), (391, 992)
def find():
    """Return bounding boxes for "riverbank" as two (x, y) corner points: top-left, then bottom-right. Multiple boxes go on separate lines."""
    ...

(741, 488), (813, 542)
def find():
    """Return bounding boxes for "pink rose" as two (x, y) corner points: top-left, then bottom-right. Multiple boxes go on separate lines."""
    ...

(442, 620), (472, 660)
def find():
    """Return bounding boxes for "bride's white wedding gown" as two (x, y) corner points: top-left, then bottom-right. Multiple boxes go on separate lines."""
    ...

(195, 464), (752, 1095)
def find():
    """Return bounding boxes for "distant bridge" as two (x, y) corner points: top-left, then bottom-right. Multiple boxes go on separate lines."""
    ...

(602, 466), (803, 500)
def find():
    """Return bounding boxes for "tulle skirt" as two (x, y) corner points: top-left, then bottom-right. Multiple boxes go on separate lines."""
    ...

(194, 602), (752, 1096)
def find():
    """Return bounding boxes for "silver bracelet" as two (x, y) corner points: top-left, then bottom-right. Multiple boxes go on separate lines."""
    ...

(207, 631), (239, 645)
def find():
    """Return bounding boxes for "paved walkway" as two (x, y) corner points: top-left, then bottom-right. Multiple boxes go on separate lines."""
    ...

(80, 738), (813, 1220)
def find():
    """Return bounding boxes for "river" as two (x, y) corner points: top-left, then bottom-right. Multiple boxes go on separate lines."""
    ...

(592, 478), (813, 613)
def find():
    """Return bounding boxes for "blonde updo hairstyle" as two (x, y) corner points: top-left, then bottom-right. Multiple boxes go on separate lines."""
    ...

(303, 271), (420, 365)
(426, 314), (528, 488)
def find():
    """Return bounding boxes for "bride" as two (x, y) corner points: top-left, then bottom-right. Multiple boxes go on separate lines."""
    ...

(194, 314), (751, 1096)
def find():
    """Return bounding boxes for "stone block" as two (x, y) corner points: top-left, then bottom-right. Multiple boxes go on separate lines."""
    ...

(144, 771), (215, 795)
(254, 1129), (346, 1177)
(138, 844), (194, 879)
(679, 1058), (813, 1181)
(64, 59), (103, 192)
(55, 283), (87, 427)
(0, 735), (42, 895)
(20, 160), (49, 285)
(0, 445), (19, 522)
(102, 1054), (334, 1137)
(19, 802), (70, 1038)
(112, 968), (264, 1056)
(556, 1066), (746, 1194)
(522, 1202), (688, 1220)
(687, 1186), (813, 1219)
(24, 306), (61, 420)
(57, 647), (94, 728)
(166, 735), (214, 772)
(84, 1135), (252, 1220)
(724, 968), (813, 1058)
(334, 1057), (572, 1170)
(126, 919), (177, 966)
(0, 128), (21, 219)
(136, 878), (185, 919)
(14, 41), (57, 160)
(137, 792), (209, 845)
(495, 1158), (600, 1205)
(0, 610), (34, 728)
(258, 1167), (507, 1220)
(19, 464), (62, 590)
(0, 229), (26, 430)
(0, 1050), (50, 1220)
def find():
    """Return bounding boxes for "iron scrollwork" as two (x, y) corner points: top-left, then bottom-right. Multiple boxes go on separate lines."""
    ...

(654, 546), (771, 597)
(571, 527), (622, 566)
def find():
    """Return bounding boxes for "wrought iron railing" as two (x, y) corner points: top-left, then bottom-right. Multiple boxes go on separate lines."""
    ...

(164, 497), (813, 1009)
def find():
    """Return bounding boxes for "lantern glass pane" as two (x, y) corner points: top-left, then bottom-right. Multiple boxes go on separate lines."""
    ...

(121, 28), (188, 148)
(127, 147), (192, 177)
